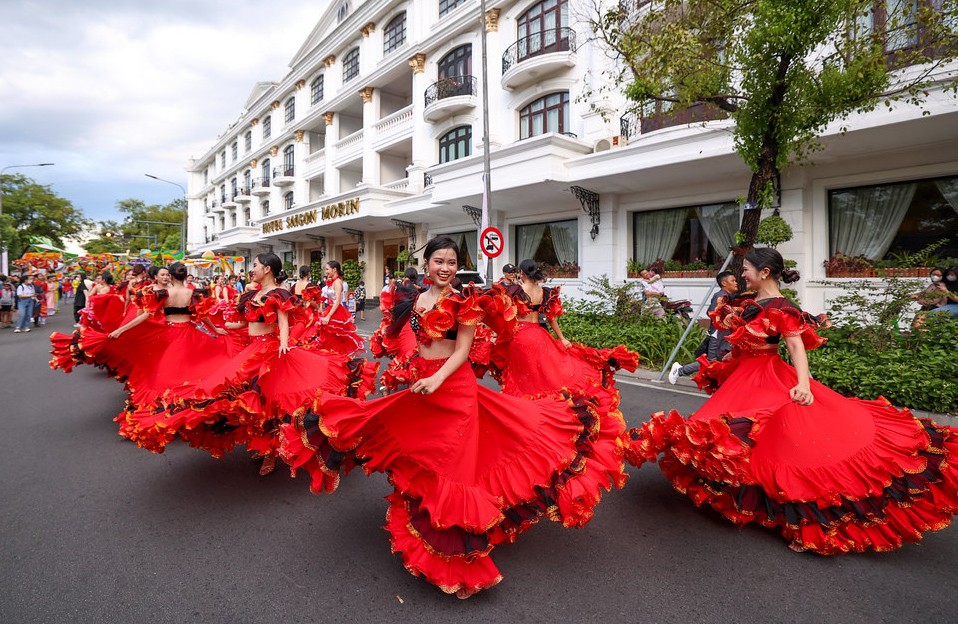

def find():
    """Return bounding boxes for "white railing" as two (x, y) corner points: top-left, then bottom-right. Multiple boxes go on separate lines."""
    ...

(382, 178), (410, 192)
(374, 105), (413, 134)
(334, 130), (364, 151)
(305, 147), (326, 164)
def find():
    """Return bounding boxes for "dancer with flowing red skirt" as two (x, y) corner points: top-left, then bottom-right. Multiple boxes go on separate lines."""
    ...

(280, 237), (603, 598)
(311, 260), (363, 355)
(630, 248), (958, 554)
(490, 259), (639, 526)
(133, 253), (375, 474)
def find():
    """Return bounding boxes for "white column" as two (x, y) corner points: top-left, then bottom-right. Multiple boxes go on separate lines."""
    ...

(360, 87), (381, 186)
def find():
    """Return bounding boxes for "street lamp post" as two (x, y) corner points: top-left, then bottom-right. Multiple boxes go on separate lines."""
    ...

(0, 162), (55, 275)
(144, 173), (187, 256)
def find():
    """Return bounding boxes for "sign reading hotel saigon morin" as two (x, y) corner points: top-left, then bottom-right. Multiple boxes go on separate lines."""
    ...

(262, 198), (360, 234)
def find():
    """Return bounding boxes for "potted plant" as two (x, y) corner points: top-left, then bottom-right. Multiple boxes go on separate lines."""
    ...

(823, 252), (875, 277)
(626, 258), (642, 278)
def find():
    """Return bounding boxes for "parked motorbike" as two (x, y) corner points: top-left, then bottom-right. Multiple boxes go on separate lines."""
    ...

(661, 297), (694, 325)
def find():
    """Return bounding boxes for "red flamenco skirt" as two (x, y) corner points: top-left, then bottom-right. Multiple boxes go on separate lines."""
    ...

(496, 321), (638, 525)
(124, 321), (234, 409)
(79, 293), (125, 332)
(290, 356), (599, 597)
(631, 352), (958, 554)
(313, 304), (363, 355)
(131, 336), (377, 459)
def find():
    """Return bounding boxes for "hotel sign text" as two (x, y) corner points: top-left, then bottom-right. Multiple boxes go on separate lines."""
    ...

(262, 198), (361, 235)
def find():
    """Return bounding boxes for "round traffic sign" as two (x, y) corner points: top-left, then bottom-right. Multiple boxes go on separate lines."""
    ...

(480, 226), (504, 258)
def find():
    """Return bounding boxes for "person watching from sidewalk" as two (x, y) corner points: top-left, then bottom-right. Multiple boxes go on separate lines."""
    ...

(15, 274), (37, 333)
(638, 268), (666, 319)
(669, 270), (739, 384)
(497, 264), (518, 287)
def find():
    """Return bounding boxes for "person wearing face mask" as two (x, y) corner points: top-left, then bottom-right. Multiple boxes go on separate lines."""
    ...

(938, 267), (958, 317)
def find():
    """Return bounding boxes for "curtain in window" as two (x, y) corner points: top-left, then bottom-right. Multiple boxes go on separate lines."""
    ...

(517, 223), (547, 262)
(830, 183), (916, 259)
(450, 231), (477, 268)
(934, 178), (958, 216)
(550, 220), (578, 265)
(633, 208), (687, 264)
(695, 203), (739, 255)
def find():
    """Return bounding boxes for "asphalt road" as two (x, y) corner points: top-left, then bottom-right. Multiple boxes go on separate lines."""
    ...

(1, 309), (956, 624)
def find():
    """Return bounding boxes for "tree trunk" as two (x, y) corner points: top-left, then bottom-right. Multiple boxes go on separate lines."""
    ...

(730, 144), (778, 289)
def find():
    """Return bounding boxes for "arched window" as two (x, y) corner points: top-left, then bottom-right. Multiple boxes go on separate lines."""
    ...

(231, 141), (238, 161)
(337, 0), (350, 23)
(284, 97), (295, 124)
(383, 13), (406, 54)
(439, 126), (472, 163)
(517, 0), (569, 61)
(243, 169), (251, 192)
(263, 116), (272, 139)
(519, 92), (569, 139)
(438, 44), (471, 79)
(261, 158), (271, 182)
(284, 192), (295, 211)
(283, 145), (295, 176)
(219, 184), (226, 203)
(230, 177), (238, 197)
(262, 200), (270, 215)
(244, 131), (252, 152)
(310, 75), (324, 105)
(343, 47), (360, 82)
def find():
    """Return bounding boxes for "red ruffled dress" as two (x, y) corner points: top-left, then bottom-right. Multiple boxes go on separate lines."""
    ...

(49, 284), (166, 380)
(630, 296), (958, 554)
(310, 276), (363, 355)
(280, 287), (601, 598)
(119, 290), (234, 410)
(489, 284), (640, 524)
(126, 288), (376, 460)
(370, 282), (417, 364)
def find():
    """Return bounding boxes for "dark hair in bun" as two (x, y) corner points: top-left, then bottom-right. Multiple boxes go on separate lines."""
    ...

(745, 247), (800, 284)
(256, 252), (287, 283)
(518, 258), (545, 282)
(131, 264), (146, 276)
(167, 262), (189, 282)
(100, 271), (115, 285)
(147, 265), (160, 279)
(299, 265), (311, 279)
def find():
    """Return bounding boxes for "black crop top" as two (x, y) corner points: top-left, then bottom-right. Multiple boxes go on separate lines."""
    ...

(164, 306), (191, 316)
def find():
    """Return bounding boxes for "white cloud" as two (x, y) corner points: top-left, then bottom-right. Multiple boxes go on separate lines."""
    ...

(0, 0), (327, 221)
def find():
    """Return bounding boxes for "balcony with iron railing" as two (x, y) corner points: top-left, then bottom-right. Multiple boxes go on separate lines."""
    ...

(222, 193), (238, 208)
(273, 166), (295, 187)
(235, 187), (252, 203)
(501, 28), (577, 90)
(251, 177), (271, 196)
(424, 75), (478, 122)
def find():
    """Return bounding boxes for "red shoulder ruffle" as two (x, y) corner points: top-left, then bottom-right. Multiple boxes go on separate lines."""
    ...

(135, 288), (169, 316)
(418, 288), (485, 342)
(541, 286), (563, 321)
(240, 287), (297, 324)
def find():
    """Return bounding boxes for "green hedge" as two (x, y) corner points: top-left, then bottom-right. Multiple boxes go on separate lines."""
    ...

(559, 311), (706, 370)
(807, 316), (958, 415)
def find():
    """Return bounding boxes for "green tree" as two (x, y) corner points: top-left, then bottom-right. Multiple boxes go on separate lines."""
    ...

(592, 0), (958, 269)
(0, 173), (91, 258)
(84, 198), (186, 254)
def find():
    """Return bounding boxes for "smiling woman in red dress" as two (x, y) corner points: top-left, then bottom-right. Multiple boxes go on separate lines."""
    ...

(630, 247), (958, 554)
(281, 236), (603, 598)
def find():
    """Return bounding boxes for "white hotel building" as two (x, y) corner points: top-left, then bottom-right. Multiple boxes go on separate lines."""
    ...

(186, 0), (958, 312)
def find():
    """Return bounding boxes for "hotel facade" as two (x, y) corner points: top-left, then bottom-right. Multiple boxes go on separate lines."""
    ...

(185, 0), (958, 313)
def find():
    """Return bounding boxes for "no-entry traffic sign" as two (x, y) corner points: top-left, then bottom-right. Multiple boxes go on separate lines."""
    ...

(480, 226), (504, 258)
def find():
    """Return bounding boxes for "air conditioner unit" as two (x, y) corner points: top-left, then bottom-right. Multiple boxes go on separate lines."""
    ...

(593, 136), (622, 153)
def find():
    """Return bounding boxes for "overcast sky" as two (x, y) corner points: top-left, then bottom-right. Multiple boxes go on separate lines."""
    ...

(0, 0), (328, 225)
